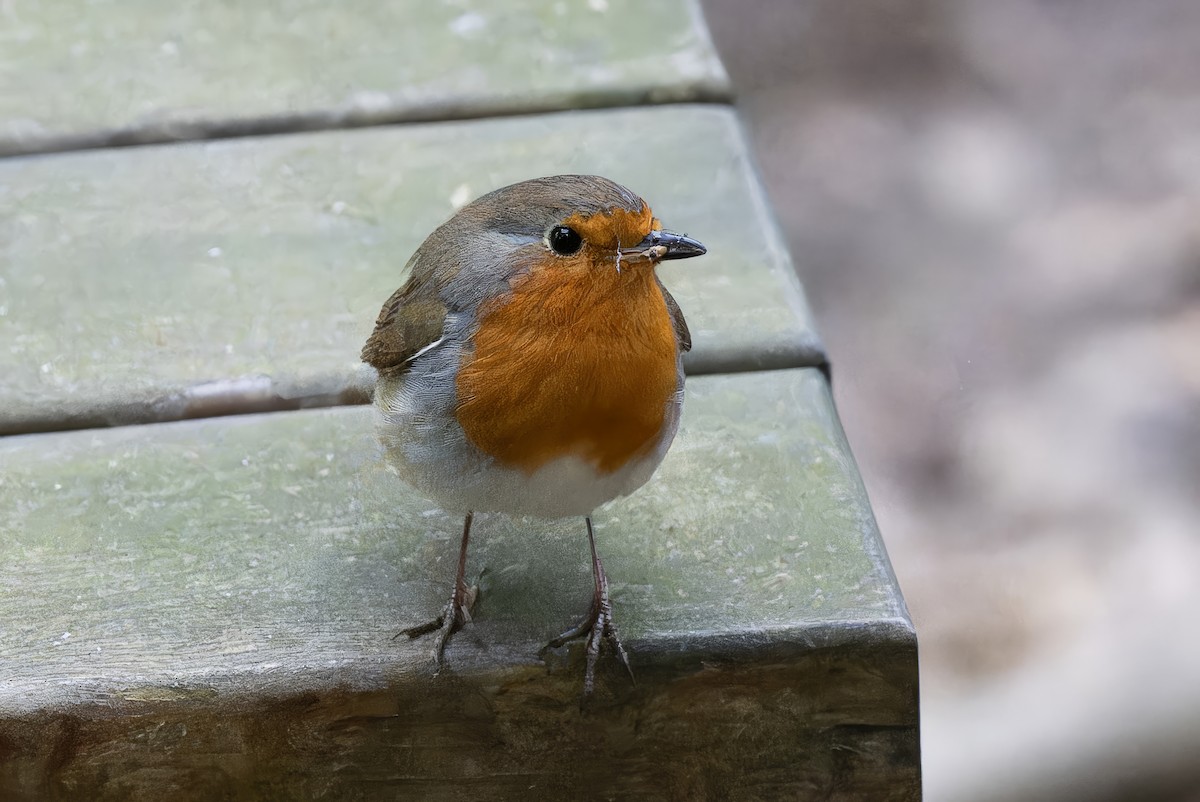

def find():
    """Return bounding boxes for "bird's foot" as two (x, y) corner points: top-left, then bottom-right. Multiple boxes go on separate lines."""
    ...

(396, 574), (480, 672)
(544, 576), (633, 698)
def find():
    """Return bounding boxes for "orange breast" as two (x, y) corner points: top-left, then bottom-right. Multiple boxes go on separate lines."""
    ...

(455, 263), (680, 475)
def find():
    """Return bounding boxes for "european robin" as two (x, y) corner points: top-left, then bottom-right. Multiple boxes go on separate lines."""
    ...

(361, 174), (705, 695)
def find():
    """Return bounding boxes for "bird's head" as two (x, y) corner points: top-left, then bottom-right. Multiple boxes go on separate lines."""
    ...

(430, 175), (706, 302)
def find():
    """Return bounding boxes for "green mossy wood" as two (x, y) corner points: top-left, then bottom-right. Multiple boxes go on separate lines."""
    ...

(0, 369), (916, 800)
(0, 0), (729, 157)
(0, 106), (823, 436)
(0, 1), (917, 796)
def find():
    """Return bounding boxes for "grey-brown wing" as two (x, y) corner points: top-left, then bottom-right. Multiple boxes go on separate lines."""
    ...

(361, 265), (447, 377)
(657, 278), (692, 353)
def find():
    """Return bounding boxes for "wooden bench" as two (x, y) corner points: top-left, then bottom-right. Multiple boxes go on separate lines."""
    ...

(0, 2), (919, 798)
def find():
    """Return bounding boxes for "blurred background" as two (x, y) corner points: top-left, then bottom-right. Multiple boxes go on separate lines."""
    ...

(698, 0), (1200, 800)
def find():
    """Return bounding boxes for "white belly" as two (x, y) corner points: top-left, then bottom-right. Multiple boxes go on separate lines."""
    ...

(372, 339), (681, 518)
(406, 449), (667, 518)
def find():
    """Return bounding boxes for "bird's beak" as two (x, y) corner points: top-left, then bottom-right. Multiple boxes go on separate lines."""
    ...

(621, 230), (707, 263)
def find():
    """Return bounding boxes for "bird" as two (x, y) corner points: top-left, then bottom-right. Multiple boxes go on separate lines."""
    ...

(361, 174), (705, 696)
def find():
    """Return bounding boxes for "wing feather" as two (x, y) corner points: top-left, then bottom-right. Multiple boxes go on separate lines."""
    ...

(361, 262), (448, 377)
(656, 278), (692, 353)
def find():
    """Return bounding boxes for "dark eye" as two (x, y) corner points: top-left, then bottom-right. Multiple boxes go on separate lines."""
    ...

(547, 225), (583, 256)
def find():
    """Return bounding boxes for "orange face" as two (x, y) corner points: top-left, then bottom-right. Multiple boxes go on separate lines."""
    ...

(454, 206), (680, 475)
(559, 205), (662, 256)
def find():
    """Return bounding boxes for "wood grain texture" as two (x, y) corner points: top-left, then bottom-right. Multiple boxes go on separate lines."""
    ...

(0, 0), (729, 157)
(0, 637), (917, 801)
(0, 105), (824, 436)
(0, 369), (916, 799)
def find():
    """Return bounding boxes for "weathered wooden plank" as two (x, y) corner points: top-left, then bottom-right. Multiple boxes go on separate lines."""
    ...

(0, 0), (730, 157)
(0, 104), (824, 436)
(0, 368), (917, 799)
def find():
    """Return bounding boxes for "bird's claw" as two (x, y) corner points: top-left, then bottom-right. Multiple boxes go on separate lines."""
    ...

(545, 580), (634, 698)
(397, 577), (479, 671)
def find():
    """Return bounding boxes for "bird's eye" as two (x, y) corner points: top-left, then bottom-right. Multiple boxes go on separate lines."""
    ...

(547, 225), (583, 256)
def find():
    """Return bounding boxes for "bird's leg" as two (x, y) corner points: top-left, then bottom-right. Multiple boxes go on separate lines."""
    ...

(546, 516), (633, 696)
(397, 511), (478, 670)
